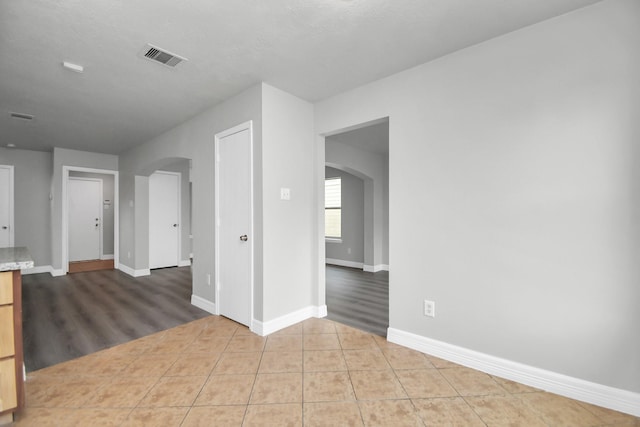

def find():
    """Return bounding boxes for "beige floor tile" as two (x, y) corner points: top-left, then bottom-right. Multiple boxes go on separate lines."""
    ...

(234, 325), (254, 336)
(303, 318), (337, 334)
(491, 375), (540, 394)
(137, 375), (207, 407)
(213, 351), (262, 374)
(259, 351), (303, 373)
(304, 371), (356, 402)
(194, 374), (255, 405)
(519, 392), (604, 426)
(423, 354), (461, 369)
(439, 367), (506, 396)
(32, 376), (109, 408)
(372, 335), (405, 350)
(243, 403), (303, 426)
(350, 370), (407, 400)
(466, 394), (547, 427)
(186, 335), (231, 353)
(304, 349), (348, 372)
(265, 335), (303, 352)
(396, 369), (459, 399)
(303, 334), (341, 350)
(339, 333), (379, 350)
(61, 408), (132, 427)
(304, 401), (364, 426)
(120, 407), (189, 427)
(335, 323), (372, 336)
(78, 354), (139, 377)
(13, 407), (75, 427)
(250, 373), (302, 404)
(412, 397), (485, 426)
(344, 349), (390, 371)
(83, 376), (159, 408)
(164, 353), (220, 376)
(577, 401), (640, 425)
(146, 336), (196, 354)
(118, 353), (179, 377)
(383, 348), (434, 370)
(358, 399), (423, 427)
(226, 334), (267, 352)
(271, 323), (303, 336)
(181, 405), (247, 427)
(198, 323), (239, 338)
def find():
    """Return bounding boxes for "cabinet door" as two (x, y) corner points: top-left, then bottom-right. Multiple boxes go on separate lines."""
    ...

(0, 357), (17, 412)
(0, 306), (14, 359)
(0, 272), (12, 305)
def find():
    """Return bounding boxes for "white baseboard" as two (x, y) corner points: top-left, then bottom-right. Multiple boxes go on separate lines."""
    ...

(387, 327), (640, 417)
(178, 259), (191, 267)
(117, 264), (150, 277)
(21, 265), (52, 275)
(100, 254), (114, 260)
(326, 258), (364, 269)
(191, 294), (217, 315)
(364, 264), (389, 272)
(50, 268), (65, 277)
(252, 305), (328, 337)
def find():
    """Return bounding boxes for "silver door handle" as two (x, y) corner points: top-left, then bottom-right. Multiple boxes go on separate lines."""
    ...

(1, 226), (7, 230)
(240, 235), (248, 242)
(173, 224), (178, 227)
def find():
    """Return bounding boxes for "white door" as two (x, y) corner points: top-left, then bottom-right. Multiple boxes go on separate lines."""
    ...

(149, 171), (180, 269)
(216, 124), (253, 326)
(68, 178), (102, 262)
(0, 166), (14, 248)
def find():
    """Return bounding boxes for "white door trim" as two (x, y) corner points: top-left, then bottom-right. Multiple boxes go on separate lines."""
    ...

(68, 177), (103, 261)
(214, 120), (254, 329)
(62, 166), (119, 274)
(0, 165), (15, 247)
(148, 170), (181, 269)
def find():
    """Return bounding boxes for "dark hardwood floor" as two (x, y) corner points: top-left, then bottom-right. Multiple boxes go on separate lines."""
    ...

(325, 265), (389, 337)
(21, 266), (209, 372)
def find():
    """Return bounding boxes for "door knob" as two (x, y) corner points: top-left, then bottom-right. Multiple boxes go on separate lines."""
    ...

(1, 226), (7, 230)
(239, 235), (248, 241)
(173, 224), (178, 227)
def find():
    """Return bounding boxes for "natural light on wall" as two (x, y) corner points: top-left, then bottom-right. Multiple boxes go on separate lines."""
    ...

(325, 177), (341, 239)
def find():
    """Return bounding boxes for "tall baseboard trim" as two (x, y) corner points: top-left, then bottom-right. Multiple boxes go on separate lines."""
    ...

(178, 259), (191, 267)
(252, 305), (328, 337)
(21, 265), (52, 275)
(117, 264), (150, 278)
(387, 327), (640, 417)
(191, 295), (217, 315)
(326, 258), (364, 269)
(364, 264), (389, 272)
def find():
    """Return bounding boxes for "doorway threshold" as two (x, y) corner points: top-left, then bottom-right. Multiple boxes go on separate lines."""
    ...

(68, 259), (114, 273)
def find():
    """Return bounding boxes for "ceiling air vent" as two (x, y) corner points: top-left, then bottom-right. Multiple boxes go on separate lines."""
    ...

(139, 43), (187, 68)
(10, 112), (34, 121)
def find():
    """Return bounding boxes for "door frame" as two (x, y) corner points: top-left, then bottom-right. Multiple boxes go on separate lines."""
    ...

(62, 166), (119, 274)
(0, 165), (14, 247)
(68, 177), (103, 262)
(148, 170), (181, 269)
(214, 120), (254, 328)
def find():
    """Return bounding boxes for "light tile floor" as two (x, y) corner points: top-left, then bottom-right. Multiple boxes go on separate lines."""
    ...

(11, 316), (639, 426)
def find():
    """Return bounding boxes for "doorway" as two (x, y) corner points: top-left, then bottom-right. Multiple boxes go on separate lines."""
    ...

(215, 121), (254, 327)
(0, 165), (14, 248)
(149, 170), (181, 269)
(68, 177), (102, 262)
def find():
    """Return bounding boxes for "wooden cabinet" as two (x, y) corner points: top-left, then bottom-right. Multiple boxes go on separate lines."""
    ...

(0, 271), (24, 418)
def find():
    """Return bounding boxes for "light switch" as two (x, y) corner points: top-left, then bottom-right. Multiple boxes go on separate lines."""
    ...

(280, 188), (291, 200)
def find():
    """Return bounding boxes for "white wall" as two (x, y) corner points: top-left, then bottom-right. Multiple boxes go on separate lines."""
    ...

(315, 0), (640, 396)
(325, 166), (364, 265)
(0, 148), (52, 268)
(261, 84), (315, 321)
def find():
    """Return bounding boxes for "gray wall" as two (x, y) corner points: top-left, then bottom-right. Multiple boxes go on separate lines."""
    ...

(51, 148), (118, 271)
(69, 171), (115, 256)
(159, 159), (192, 263)
(315, 0), (640, 393)
(0, 148), (52, 267)
(325, 166), (364, 264)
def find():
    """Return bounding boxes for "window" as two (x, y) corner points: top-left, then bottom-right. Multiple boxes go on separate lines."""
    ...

(325, 177), (341, 239)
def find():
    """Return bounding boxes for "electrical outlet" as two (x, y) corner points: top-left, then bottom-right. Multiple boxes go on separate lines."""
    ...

(127, 251), (131, 259)
(207, 274), (211, 286)
(424, 300), (435, 318)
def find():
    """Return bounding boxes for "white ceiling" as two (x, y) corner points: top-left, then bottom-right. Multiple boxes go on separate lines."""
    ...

(0, 0), (601, 155)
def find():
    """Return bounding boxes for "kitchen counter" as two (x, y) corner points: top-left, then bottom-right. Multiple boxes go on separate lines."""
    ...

(0, 247), (34, 272)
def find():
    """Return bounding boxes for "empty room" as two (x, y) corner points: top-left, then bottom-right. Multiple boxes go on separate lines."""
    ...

(0, 0), (638, 425)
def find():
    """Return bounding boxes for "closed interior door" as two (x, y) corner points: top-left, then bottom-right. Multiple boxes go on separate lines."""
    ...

(216, 126), (252, 326)
(68, 178), (102, 262)
(0, 166), (13, 248)
(149, 171), (180, 269)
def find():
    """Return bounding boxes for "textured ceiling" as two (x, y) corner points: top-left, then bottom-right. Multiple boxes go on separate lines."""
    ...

(0, 0), (601, 154)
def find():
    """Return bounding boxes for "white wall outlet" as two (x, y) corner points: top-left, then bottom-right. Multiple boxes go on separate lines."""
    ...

(347, 247), (352, 254)
(207, 274), (211, 286)
(127, 251), (131, 259)
(280, 187), (291, 200)
(424, 300), (435, 318)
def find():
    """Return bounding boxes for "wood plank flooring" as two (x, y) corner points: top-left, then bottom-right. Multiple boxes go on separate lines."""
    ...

(21, 267), (208, 372)
(68, 259), (114, 273)
(325, 265), (389, 337)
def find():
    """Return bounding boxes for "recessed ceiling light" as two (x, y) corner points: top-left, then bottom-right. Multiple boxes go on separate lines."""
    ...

(62, 61), (84, 73)
(9, 112), (34, 120)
